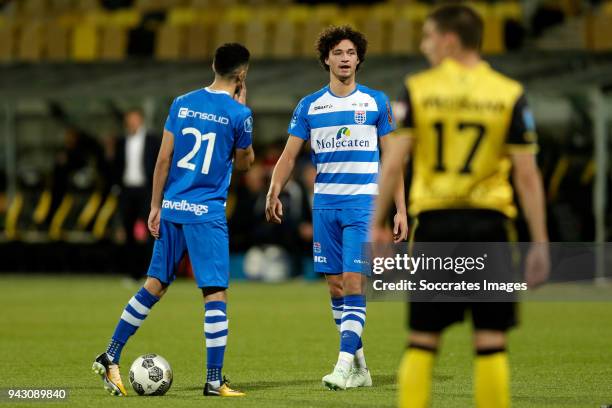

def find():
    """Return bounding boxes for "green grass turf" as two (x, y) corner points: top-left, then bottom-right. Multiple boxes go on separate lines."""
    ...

(1, 275), (611, 408)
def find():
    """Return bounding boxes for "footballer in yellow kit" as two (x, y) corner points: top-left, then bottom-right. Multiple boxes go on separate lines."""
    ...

(373, 5), (550, 408)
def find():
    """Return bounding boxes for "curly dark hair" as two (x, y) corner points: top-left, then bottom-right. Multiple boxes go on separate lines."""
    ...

(316, 25), (367, 72)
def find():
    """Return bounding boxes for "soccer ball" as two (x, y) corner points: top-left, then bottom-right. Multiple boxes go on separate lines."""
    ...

(129, 354), (173, 396)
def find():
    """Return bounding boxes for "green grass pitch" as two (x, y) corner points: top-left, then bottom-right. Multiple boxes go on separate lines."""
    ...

(1, 275), (611, 407)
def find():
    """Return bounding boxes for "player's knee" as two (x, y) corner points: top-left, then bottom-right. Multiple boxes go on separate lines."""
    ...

(473, 330), (506, 352)
(408, 331), (441, 350)
(202, 287), (227, 302)
(144, 277), (168, 298)
(342, 272), (363, 295)
(326, 275), (344, 298)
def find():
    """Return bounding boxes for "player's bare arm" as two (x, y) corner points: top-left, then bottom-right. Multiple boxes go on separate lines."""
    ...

(511, 152), (550, 287)
(148, 129), (174, 239)
(265, 135), (305, 224)
(234, 146), (255, 171)
(373, 134), (412, 243)
(379, 135), (409, 243)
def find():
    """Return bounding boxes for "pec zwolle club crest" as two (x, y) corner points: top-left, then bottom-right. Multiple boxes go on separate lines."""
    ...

(354, 110), (366, 125)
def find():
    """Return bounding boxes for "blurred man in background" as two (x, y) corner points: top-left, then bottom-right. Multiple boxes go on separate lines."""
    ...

(266, 25), (408, 391)
(114, 108), (160, 280)
(373, 5), (549, 407)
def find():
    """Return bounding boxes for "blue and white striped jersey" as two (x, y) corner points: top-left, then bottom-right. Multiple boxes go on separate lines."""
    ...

(288, 84), (396, 210)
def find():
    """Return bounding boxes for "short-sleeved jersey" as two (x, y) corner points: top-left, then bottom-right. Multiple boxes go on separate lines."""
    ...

(288, 84), (396, 210)
(162, 87), (253, 223)
(394, 59), (537, 218)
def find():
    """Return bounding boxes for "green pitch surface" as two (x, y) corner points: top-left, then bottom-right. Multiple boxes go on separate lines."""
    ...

(1, 275), (611, 408)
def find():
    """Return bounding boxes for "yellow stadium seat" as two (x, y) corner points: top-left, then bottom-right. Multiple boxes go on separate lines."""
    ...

(401, 3), (430, 22)
(83, 11), (111, 26)
(110, 9), (141, 28)
(346, 5), (369, 29)
(100, 26), (128, 60)
(17, 21), (44, 61)
(0, 23), (16, 62)
(185, 23), (213, 60)
(493, 2), (523, 20)
(313, 4), (340, 25)
(587, 13), (612, 51)
(270, 19), (296, 58)
(77, 0), (101, 12)
(482, 15), (505, 54)
(20, 0), (47, 17)
(244, 8), (270, 59)
(45, 20), (70, 61)
(168, 7), (198, 26)
(389, 16), (416, 56)
(360, 4), (397, 56)
(71, 23), (99, 61)
(155, 23), (184, 60)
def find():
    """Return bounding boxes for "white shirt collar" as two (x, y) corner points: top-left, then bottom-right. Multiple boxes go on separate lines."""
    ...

(205, 86), (231, 96)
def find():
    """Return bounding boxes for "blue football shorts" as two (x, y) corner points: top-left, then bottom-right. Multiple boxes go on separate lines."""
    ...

(147, 218), (229, 288)
(312, 208), (372, 275)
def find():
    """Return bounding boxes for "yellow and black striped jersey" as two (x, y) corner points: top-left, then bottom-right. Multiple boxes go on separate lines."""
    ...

(395, 58), (538, 218)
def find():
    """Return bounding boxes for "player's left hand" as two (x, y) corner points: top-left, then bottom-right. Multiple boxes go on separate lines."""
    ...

(393, 212), (409, 243)
(148, 207), (161, 239)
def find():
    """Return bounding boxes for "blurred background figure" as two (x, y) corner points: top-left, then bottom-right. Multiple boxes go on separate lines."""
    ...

(113, 108), (160, 281)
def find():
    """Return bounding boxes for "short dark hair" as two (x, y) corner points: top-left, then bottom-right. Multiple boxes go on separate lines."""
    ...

(213, 43), (250, 78)
(316, 25), (367, 72)
(428, 5), (483, 51)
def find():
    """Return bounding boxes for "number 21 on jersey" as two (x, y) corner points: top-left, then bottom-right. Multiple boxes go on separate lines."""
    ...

(177, 127), (216, 175)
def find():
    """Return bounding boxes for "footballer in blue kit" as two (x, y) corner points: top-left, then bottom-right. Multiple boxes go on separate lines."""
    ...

(93, 43), (254, 398)
(266, 26), (408, 390)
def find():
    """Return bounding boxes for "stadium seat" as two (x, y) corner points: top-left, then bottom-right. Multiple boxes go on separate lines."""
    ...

(185, 22), (213, 60)
(20, 0), (47, 18)
(270, 6), (310, 59)
(0, 21), (16, 62)
(101, 25), (129, 61)
(244, 8), (272, 59)
(361, 4), (396, 56)
(71, 23), (99, 61)
(110, 9), (142, 28)
(155, 23), (184, 60)
(17, 21), (44, 62)
(587, 13), (612, 51)
(45, 20), (70, 61)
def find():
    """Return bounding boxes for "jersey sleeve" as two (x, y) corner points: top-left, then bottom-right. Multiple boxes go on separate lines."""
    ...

(506, 93), (538, 153)
(234, 107), (254, 150)
(395, 83), (414, 130)
(163, 98), (179, 135)
(287, 98), (310, 140)
(376, 92), (396, 137)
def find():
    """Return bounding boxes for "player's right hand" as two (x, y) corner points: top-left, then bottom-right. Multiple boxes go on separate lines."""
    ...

(234, 81), (247, 105)
(265, 195), (283, 224)
(148, 207), (161, 239)
(525, 243), (550, 288)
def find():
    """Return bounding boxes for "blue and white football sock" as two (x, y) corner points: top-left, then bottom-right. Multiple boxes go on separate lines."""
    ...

(337, 294), (366, 372)
(331, 297), (367, 369)
(106, 287), (159, 364)
(205, 301), (228, 388)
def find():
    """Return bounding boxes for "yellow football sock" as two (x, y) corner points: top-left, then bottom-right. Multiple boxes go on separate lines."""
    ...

(474, 351), (510, 408)
(398, 347), (435, 408)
